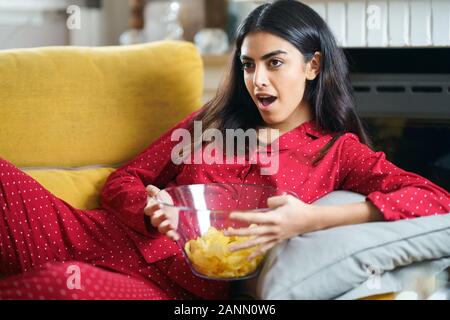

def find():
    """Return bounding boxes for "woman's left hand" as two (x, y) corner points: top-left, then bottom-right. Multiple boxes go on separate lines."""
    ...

(225, 194), (318, 260)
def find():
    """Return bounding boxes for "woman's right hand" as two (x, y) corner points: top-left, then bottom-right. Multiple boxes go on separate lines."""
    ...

(144, 185), (180, 241)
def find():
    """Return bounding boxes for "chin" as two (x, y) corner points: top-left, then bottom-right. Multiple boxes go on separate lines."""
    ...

(260, 115), (284, 128)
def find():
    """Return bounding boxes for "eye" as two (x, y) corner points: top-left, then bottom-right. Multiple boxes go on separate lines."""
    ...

(269, 59), (283, 68)
(241, 61), (254, 71)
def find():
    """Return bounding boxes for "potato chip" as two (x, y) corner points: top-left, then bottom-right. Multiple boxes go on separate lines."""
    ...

(184, 226), (264, 278)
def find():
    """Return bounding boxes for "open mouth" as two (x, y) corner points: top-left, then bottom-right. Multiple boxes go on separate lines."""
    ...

(257, 96), (277, 108)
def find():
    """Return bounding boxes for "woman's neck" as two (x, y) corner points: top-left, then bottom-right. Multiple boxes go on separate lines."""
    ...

(259, 103), (313, 143)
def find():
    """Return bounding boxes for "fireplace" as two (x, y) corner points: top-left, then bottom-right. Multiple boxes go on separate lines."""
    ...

(345, 48), (450, 191)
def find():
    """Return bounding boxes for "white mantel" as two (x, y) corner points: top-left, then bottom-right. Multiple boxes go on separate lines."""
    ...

(303, 0), (450, 47)
(0, 0), (73, 11)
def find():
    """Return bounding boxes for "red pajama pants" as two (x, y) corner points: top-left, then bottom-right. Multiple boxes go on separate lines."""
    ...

(0, 158), (229, 300)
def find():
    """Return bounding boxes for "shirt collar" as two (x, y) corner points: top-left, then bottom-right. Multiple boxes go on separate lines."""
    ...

(279, 120), (327, 149)
(302, 119), (327, 139)
(255, 120), (327, 153)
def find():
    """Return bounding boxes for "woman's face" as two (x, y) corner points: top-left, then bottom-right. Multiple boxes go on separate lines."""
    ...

(240, 31), (319, 133)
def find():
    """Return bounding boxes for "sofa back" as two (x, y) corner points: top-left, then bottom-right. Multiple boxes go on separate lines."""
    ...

(0, 40), (203, 167)
(0, 41), (203, 209)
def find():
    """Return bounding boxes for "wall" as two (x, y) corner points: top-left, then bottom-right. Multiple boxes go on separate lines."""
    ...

(0, 0), (70, 49)
(0, 0), (130, 49)
(101, 0), (129, 45)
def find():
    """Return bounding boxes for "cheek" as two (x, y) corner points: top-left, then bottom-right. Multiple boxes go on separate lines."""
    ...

(280, 73), (307, 101)
(244, 76), (254, 95)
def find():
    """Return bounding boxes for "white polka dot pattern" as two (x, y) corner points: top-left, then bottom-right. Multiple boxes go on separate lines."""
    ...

(0, 155), (229, 300)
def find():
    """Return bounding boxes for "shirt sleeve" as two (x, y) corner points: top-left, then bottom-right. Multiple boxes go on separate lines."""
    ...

(99, 110), (199, 236)
(336, 133), (450, 221)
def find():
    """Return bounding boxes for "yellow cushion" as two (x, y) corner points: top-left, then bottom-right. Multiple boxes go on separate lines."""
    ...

(0, 40), (203, 167)
(24, 167), (115, 210)
(1, 40), (203, 210)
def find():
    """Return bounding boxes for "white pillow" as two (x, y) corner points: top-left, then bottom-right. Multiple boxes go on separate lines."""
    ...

(238, 191), (450, 300)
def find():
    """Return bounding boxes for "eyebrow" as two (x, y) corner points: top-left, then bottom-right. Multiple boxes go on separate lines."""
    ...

(240, 50), (288, 61)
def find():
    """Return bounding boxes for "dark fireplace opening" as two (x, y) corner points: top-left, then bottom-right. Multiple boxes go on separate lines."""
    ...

(364, 118), (450, 191)
(344, 48), (450, 191)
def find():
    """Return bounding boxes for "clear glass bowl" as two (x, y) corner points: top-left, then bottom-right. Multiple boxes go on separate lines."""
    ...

(153, 183), (297, 281)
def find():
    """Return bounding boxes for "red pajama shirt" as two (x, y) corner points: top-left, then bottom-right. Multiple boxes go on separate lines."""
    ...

(110, 110), (448, 221)
(1, 110), (449, 299)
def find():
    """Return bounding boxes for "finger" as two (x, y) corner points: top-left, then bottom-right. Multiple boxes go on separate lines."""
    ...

(266, 194), (289, 209)
(167, 230), (180, 241)
(157, 219), (174, 234)
(248, 240), (278, 261)
(150, 210), (167, 227)
(229, 211), (274, 224)
(146, 194), (156, 205)
(159, 190), (174, 205)
(144, 203), (161, 216)
(229, 235), (273, 252)
(224, 225), (275, 237)
(146, 185), (160, 195)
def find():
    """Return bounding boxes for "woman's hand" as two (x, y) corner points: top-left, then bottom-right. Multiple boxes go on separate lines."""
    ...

(225, 194), (318, 260)
(144, 185), (180, 241)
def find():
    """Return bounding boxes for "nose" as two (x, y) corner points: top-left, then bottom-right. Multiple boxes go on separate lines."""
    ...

(253, 65), (269, 88)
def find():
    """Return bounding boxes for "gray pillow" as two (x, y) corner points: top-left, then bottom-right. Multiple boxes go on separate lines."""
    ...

(238, 191), (450, 300)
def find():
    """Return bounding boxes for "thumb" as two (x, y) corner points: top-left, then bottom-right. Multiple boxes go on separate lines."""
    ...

(146, 185), (161, 196)
(267, 193), (289, 209)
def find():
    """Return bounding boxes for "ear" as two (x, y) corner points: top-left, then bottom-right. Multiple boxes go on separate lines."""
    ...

(306, 52), (321, 80)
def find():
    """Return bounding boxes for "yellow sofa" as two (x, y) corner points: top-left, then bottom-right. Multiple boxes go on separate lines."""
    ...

(0, 40), (203, 210)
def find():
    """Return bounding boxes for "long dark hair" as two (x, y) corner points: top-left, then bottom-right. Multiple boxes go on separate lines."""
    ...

(189, 0), (371, 164)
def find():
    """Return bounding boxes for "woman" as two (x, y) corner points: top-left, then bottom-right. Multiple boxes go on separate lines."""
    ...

(0, 0), (448, 300)
(145, 0), (449, 259)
